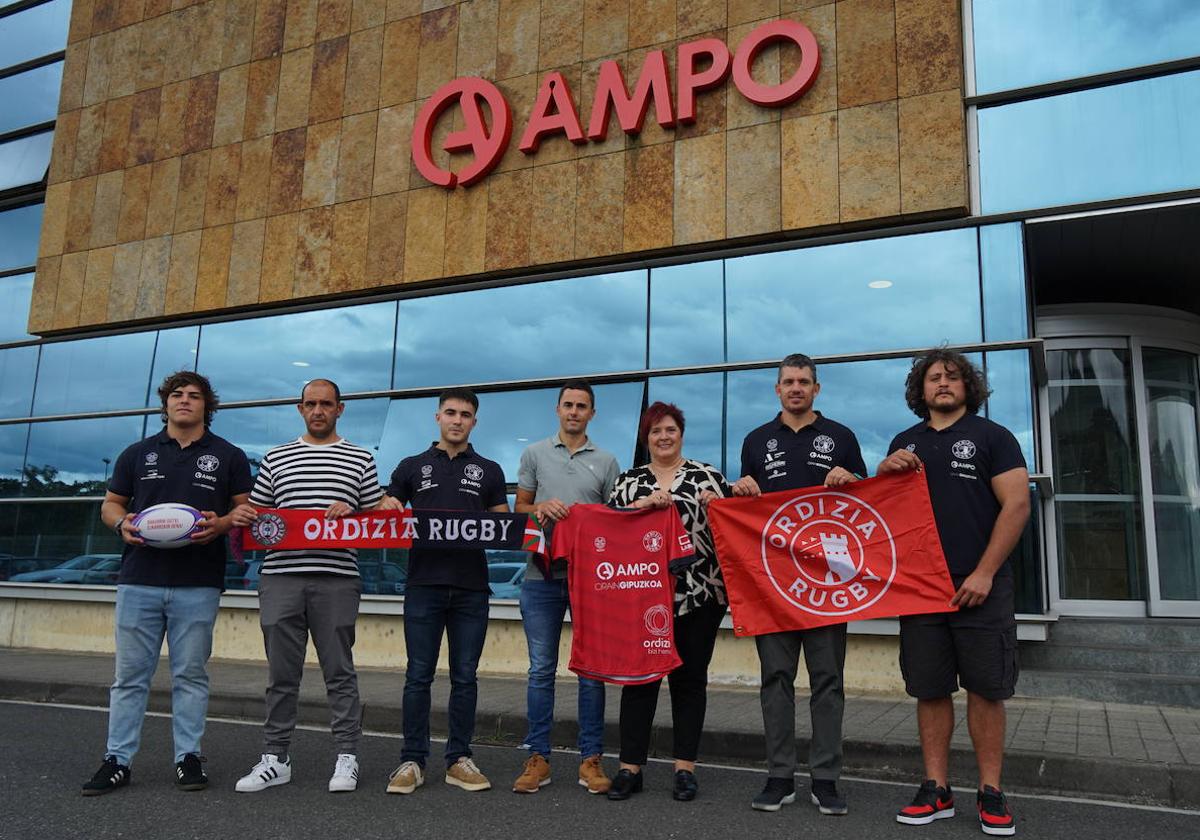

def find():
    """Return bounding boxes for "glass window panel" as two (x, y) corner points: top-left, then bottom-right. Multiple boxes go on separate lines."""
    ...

(24, 415), (145, 497)
(726, 229), (981, 361)
(647, 373), (725, 473)
(0, 422), (27, 496)
(146, 326), (199, 404)
(0, 60), (61, 134)
(1056, 500), (1145, 600)
(198, 302), (396, 402)
(726, 358), (914, 477)
(973, 0), (1200, 95)
(393, 271), (648, 389)
(980, 223), (1029, 341)
(0, 271), (34, 344)
(0, 203), (42, 272)
(0, 128), (52, 190)
(0, 343), (36, 417)
(1142, 347), (1200, 601)
(0, 501), (122, 574)
(214, 398), (390, 473)
(979, 71), (1200, 214)
(649, 260), (723, 368)
(375, 383), (644, 488)
(1047, 348), (1140, 494)
(33, 333), (157, 415)
(984, 349), (1036, 467)
(0, 0), (70, 68)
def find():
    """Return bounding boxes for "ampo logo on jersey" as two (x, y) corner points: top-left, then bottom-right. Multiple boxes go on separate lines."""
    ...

(760, 490), (897, 617)
(412, 19), (820, 188)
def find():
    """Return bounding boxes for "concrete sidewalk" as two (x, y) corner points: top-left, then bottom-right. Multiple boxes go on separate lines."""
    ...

(3, 647), (1198, 809)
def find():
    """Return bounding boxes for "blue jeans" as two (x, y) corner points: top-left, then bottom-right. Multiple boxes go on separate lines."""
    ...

(401, 585), (489, 767)
(519, 577), (605, 758)
(107, 584), (221, 765)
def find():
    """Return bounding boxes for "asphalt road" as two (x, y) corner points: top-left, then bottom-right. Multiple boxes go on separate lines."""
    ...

(3, 700), (1197, 840)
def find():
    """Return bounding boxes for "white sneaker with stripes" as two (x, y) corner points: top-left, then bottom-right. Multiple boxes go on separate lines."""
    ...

(328, 754), (359, 792)
(235, 754), (292, 792)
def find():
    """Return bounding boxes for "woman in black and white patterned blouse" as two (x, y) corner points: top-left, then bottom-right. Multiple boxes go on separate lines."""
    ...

(605, 401), (730, 804)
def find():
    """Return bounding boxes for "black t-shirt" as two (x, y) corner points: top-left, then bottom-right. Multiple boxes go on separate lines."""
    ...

(888, 413), (1027, 577)
(386, 443), (508, 592)
(109, 429), (253, 588)
(740, 412), (868, 491)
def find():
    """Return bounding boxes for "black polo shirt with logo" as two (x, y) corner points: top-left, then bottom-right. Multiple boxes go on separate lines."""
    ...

(888, 412), (1026, 577)
(740, 412), (868, 492)
(108, 428), (253, 589)
(386, 443), (508, 592)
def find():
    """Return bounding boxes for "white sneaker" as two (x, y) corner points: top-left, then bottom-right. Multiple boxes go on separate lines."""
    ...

(235, 754), (292, 792)
(329, 754), (359, 792)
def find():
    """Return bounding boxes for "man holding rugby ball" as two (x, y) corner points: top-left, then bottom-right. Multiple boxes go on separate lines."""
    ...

(83, 371), (256, 796)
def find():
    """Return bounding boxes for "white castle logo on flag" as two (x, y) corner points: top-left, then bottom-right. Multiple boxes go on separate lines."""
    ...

(816, 532), (856, 584)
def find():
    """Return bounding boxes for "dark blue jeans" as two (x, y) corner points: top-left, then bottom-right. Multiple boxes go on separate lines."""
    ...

(400, 584), (489, 767)
(519, 577), (605, 758)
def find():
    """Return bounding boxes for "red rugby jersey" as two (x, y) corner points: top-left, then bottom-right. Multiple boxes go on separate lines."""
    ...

(553, 504), (696, 685)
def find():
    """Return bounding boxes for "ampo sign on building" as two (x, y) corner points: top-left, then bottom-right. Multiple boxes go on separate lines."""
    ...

(412, 20), (821, 189)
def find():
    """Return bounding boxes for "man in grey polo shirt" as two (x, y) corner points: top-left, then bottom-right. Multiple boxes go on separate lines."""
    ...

(511, 380), (620, 796)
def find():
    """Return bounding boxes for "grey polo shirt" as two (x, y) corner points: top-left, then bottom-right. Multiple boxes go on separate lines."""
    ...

(518, 434), (620, 580)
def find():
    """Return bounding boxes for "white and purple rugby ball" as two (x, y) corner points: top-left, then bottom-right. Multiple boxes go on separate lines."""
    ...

(132, 503), (204, 549)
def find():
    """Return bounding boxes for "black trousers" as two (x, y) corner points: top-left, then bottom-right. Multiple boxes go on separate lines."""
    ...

(618, 599), (725, 765)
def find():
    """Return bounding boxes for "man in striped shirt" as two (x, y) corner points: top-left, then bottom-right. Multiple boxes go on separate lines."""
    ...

(235, 379), (385, 795)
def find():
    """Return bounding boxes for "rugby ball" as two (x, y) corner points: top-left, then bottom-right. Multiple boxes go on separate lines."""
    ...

(132, 503), (204, 549)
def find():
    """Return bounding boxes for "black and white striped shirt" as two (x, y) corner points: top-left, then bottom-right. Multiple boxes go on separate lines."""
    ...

(250, 438), (385, 576)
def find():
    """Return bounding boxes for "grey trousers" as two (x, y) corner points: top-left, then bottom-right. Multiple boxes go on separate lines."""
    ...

(259, 573), (362, 755)
(755, 623), (847, 781)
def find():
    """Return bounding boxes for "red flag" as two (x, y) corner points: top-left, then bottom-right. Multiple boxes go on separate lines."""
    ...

(708, 471), (956, 636)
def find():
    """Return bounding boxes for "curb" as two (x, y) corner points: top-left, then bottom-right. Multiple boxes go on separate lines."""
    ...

(4, 675), (1197, 810)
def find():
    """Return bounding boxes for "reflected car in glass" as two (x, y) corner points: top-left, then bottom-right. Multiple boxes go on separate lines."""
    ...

(488, 562), (526, 599)
(8, 553), (122, 583)
(77, 558), (123, 585)
(0, 555), (64, 580)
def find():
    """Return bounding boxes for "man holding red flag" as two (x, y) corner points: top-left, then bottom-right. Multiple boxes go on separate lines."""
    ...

(879, 348), (1029, 837)
(730, 353), (867, 817)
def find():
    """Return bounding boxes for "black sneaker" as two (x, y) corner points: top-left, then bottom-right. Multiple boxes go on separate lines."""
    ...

(606, 769), (643, 801)
(751, 777), (796, 811)
(811, 779), (848, 815)
(176, 753), (208, 791)
(672, 769), (698, 801)
(977, 785), (1015, 836)
(896, 779), (955, 825)
(82, 756), (130, 796)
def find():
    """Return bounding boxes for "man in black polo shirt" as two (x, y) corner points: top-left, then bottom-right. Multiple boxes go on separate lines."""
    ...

(379, 387), (508, 795)
(879, 348), (1029, 837)
(731, 353), (867, 816)
(82, 371), (256, 796)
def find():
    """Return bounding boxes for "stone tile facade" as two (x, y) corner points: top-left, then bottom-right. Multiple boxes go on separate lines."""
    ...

(32, 0), (966, 333)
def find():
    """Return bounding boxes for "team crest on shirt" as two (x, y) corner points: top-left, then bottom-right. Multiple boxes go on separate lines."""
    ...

(421, 464), (433, 477)
(951, 440), (976, 460)
(905, 443), (916, 452)
(464, 463), (484, 481)
(144, 452), (159, 465)
(196, 454), (220, 473)
(250, 513), (287, 547)
(643, 604), (671, 637)
(593, 536), (607, 552)
(759, 490), (897, 618)
(642, 530), (664, 552)
(812, 435), (835, 454)
(766, 438), (778, 452)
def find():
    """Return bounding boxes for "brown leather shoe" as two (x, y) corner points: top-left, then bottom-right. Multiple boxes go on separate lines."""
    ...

(512, 754), (551, 793)
(578, 754), (611, 794)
